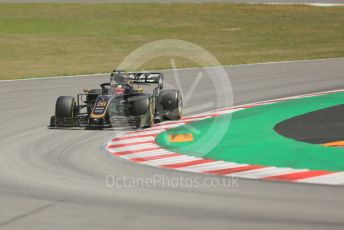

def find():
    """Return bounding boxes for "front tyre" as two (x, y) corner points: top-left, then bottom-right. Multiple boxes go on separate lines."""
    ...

(55, 96), (76, 126)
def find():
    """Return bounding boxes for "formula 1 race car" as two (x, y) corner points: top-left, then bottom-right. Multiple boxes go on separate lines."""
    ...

(49, 70), (183, 129)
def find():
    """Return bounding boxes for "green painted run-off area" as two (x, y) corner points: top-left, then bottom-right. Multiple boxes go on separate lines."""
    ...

(156, 92), (344, 172)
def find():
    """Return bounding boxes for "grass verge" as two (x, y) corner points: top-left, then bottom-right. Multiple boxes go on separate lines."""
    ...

(0, 3), (343, 80)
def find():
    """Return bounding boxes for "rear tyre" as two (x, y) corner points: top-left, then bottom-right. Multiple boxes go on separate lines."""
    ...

(132, 95), (150, 116)
(158, 90), (183, 120)
(131, 95), (154, 128)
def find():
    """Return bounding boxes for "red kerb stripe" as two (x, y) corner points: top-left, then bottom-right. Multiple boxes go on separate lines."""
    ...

(264, 170), (333, 181)
(130, 153), (180, 162)
(112, 133), (157, 142)
(109, 141), (155, 149)
(204, 165), (264, 175)
(111, 147), (161, 156)
(161, 159), (214, 169)
(181, 115), (213, 120)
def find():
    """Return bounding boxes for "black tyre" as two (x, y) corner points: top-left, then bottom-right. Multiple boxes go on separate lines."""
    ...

(158, 90), (183, 120)
(132, 95), (150, 116)
(55, 96), (75, 118)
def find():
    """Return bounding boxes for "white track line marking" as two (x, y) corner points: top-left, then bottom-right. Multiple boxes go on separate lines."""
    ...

(111, 143), (158, 152)
(120, 130), (161, 137)
(108, 146), (159, 154)
(297, 172), (344, 185)
(215, 108), (245, 115)
(307, 3), (344, 7)
(2, 57), (343, 83)
(202, 163), (252, 173)
(230, 167), (307, 179)
(178, 161), (230, 172)
(183, 162), (247, 172)
(150, 123), (187, 130)
(180, 116), (212, 122)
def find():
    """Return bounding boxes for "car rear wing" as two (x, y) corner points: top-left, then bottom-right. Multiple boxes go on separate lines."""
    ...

(111, 70), (163, 89)
(127, 72), (162, 84)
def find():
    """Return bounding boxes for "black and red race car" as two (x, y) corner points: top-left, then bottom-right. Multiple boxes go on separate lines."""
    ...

(49, 70), (183, 129)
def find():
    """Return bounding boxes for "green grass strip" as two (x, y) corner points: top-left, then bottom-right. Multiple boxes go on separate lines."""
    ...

(156, 92), (344, 171)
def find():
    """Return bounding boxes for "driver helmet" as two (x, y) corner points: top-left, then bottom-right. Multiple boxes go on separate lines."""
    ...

(112, 84), (133, 95)
(112, 84), (125, 95)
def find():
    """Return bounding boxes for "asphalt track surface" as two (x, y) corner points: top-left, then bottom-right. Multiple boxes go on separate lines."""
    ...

(275, 104), (344, 144)
(1, 0), (344, 4)
(0, 58), (344, 230)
